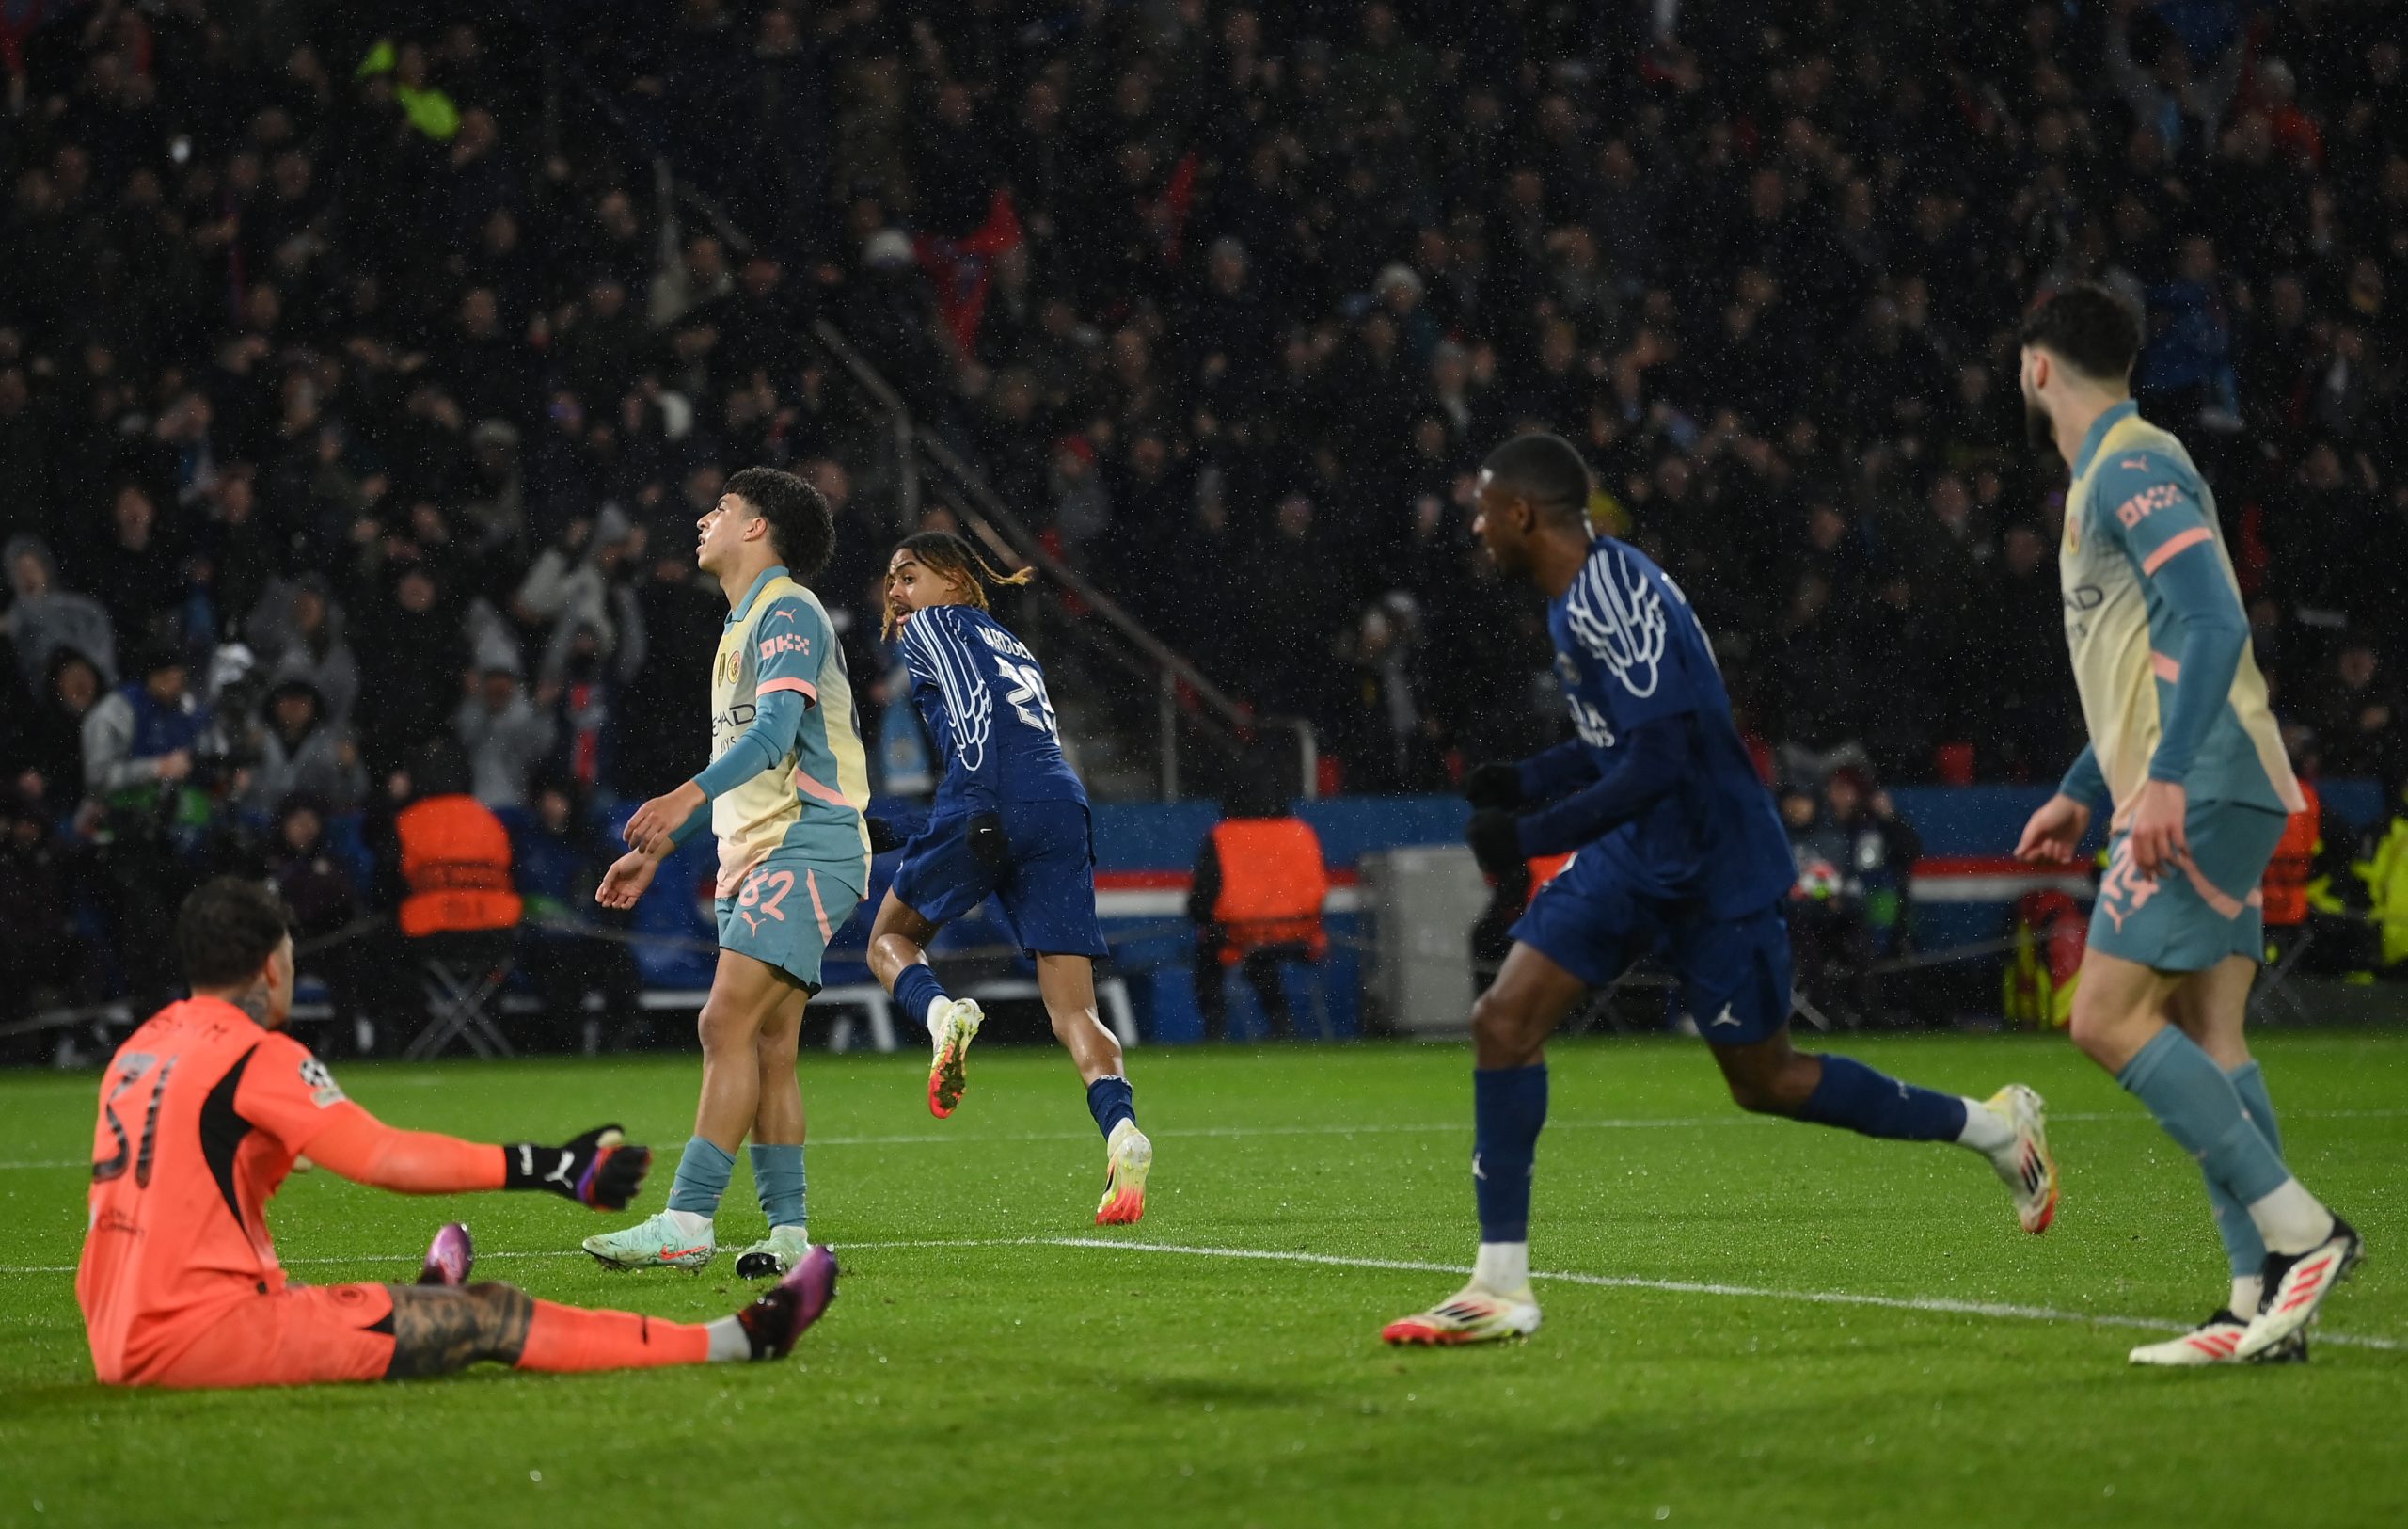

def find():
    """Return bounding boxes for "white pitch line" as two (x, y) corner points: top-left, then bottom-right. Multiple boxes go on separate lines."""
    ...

(0, 1234), (2397, 1352)
(8, 1105), (2408, 1173)
(1035, 1237), (2405, 1351)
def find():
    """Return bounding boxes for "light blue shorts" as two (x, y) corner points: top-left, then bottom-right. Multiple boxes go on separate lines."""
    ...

(2090, 801), (2286, 973)
(715, 851), (863, 993)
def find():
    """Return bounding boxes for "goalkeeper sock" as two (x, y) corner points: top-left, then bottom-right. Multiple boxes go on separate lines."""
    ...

(515, 1301), (713, 1371)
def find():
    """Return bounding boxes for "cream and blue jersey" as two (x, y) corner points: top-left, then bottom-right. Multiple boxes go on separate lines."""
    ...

(2055, 402), (2303, 828)
(686, 565), (872, 897)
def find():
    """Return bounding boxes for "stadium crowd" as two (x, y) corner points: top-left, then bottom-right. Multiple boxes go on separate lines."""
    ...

(3, 0), (2406, 1033)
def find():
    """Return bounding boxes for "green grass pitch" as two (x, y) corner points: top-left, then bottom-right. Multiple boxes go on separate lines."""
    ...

(2, 1031), (2403, 1528)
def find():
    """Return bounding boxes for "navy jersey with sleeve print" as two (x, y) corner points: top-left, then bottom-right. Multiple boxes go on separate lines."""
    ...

(1545, 537), (1795, 918)
(899, 603), (1088, 814)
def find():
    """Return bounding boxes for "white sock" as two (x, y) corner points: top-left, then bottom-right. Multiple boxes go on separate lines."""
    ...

(1956, 1098), (2016, 1154)
(704, 1314), (752, 1362)
(664, 1207), (715, 1241)
(2229, 1275), (2263, 1317)
(2246, 1179), (2334, 1256)
(1474, 1241), (1529, 1294)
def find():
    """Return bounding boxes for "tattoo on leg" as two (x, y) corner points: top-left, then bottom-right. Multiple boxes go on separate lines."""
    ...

(383, 1282), (535, 1379)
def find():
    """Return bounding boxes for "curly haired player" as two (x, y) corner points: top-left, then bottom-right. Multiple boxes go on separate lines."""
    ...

(869, 531), (1153, 1224)
(591, 467), (874, 1276)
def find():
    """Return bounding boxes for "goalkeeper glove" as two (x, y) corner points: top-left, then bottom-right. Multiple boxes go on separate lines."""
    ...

(503, 1125), (651, 1211)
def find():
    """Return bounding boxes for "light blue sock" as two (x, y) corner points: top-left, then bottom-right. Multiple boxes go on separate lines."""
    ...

(751, 1142), (807, 1230)
(2205, 1061), (2283, 1278)
(2116, 1029), (2290, 1207)
(666, 1136), (736, 1217)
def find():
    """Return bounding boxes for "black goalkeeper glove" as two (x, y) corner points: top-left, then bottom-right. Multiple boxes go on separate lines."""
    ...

(503, 1124), (651, 1211)
(1465, 808), (1527, 877)
(1464, 761), (1524, 812)
(865, 815), (909, 855)
(968, 810), (1009, 873)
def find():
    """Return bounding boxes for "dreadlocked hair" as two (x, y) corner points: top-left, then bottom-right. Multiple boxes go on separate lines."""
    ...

(883, 530), (1036, 640)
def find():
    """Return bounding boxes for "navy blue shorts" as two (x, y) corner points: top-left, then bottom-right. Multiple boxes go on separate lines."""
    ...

(1508, 854), (1794, 1044)
(891, 799), (1110, 959)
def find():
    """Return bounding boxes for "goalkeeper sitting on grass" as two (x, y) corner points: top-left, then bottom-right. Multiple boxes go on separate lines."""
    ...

(75, 877), (835, 1389)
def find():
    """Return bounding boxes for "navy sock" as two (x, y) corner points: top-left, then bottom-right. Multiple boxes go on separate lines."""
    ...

(893, 964), (951, 1030)
(1472, 1064), (1547, 1243)
(1797, 1054), (1969, 1141)
(666, 1136), (736, 1217)
(1086, 1075), (1135, 1138)
(749, 1142), (806, 1230)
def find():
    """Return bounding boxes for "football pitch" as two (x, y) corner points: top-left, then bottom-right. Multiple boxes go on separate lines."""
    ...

(3, 1032), (2402, 1529)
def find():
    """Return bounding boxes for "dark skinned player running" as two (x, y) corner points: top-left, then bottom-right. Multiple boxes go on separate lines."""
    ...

(1382, 433), (2056, 1346)
(75, 877), (835, 1388)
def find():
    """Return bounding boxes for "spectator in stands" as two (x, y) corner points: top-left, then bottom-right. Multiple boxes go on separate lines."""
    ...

(5, 536), (116, 690)
(519, 507), (643, 690)
(0, 790), (88, 1038)
(1329, 595), (1445, 794)
(0, 0), (2401, 836)
(82, 645), (206, 817)
(615, 545), (721, 796)
(1779, 782), (1872, 1025)
(1982, 523), (2076, 780)
(245, 679), (365, 817)
(247, 574), (359, 729)
(512, 776), (643, 1052)
(355, 565), (470, 774)
(17, 648), (101, 819)
(2142, 234), (2243, 430)
(81, 645), (214, 1014)
(263, 792), (387, 1055)
(1822, 769), (1924, 966)
(1768, 572), (1870, 785)
(454, 652), (558, 811)
(83, 485), (182, 648)
(2305, 637), (2402, 782)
